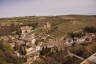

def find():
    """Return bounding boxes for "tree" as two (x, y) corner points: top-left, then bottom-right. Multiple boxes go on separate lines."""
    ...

(19, 45), (26, 55)
(83, 26), (96, 33)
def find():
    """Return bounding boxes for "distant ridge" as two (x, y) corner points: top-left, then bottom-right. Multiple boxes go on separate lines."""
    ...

(0, 14), (96, 19)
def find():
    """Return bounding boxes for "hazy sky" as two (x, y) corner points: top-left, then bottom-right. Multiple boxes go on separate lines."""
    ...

(0, 0), (96, 18)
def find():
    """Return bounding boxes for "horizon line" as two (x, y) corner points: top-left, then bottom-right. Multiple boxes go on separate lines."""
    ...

(0, 14), (96, 19)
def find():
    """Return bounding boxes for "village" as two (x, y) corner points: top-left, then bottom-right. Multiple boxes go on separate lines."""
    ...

(0, 22), (96, 64)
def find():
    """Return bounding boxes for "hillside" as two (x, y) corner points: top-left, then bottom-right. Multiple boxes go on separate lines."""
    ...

(0, 15), (96, 37)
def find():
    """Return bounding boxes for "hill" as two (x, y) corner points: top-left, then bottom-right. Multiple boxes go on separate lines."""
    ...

(0, 15), (96, 37)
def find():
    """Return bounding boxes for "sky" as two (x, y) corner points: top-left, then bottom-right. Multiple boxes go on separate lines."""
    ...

(0, 0), (96, 18)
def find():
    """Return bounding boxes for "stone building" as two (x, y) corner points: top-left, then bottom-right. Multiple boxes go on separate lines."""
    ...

(20, 26), (33, 35)
(43, 22), (51, 32)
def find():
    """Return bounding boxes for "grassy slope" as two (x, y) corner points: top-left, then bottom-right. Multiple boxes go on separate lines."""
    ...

(0, 15), (96, 37)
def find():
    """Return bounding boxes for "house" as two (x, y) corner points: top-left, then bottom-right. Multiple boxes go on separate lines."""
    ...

(65, 38), (74, 46)
(20, 26), (33, 35)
